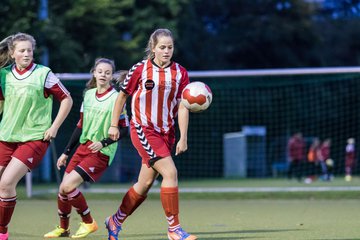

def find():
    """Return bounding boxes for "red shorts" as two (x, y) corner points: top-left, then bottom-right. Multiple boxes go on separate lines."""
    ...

(0, 140), (49, 170)
(130, 122), (175, 167)
(345, 159), (355, 168)
(65, 141), (109, 182)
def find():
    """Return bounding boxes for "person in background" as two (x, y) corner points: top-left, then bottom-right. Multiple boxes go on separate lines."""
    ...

(345, 138), (356, 182)
(0, 33), (73, 240)
(106, 28), (197, 240)
(44, 58), (129, 238)
(317, 138), (333, 181)
(287, 132), (306, 182)
(304, 137), (320, 184)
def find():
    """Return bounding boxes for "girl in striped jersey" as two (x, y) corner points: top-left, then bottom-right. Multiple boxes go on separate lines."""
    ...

(106, 29), (197, 240)
(0, 33), (73, 240)
(44, 58), (129, 238)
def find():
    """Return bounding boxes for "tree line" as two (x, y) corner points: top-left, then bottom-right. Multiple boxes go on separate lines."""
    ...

(1, 0), (360, 72)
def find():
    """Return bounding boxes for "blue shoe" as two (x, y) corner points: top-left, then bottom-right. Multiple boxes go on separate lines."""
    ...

(167, 228), (197, 240)
(105, 216), (122, 240)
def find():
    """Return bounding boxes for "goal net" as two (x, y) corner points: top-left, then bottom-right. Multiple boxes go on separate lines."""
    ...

(26, 67), (360, 191)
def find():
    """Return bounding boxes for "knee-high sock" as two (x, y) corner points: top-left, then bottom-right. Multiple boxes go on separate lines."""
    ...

(58, 193), (72, 229)
(0, 196), (16, 234)
(67, 188), (93, 224)
(113, 187), (146, 226)
(161, 187), (180, 231)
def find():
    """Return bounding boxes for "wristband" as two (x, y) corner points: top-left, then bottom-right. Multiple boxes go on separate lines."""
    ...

(101, 139), (108, 147)
(110, 125), (118, 128)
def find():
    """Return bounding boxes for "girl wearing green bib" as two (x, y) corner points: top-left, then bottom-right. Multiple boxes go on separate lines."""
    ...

(0, 33), (73, 240)
(44, 58), (129, 239)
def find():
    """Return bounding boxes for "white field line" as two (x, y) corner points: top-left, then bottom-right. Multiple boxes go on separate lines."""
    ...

(31, 186), (360, 196)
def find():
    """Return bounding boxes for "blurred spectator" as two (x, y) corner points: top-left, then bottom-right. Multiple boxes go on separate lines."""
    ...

(304, 137), (320, 184)
(287, 132), (306, 181)
(317, 138), (333, 181)
(345, 138), (356, 182)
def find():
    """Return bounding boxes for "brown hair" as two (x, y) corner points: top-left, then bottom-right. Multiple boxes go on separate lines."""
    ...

(144, 28), (174, 60)
(0, 33), (36, 68)
(111, 70), (128, 91)
(85, 58), (116, 91)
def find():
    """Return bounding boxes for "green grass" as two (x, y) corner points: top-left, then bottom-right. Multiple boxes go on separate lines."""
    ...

(10, 199), (360, 239)
(8, 177), (360, 239)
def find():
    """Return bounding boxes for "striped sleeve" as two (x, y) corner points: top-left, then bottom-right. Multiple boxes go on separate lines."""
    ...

(121, 60), (145, 95)
(44, 71), (71, 101)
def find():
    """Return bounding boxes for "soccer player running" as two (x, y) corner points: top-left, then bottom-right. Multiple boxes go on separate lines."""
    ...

(0, 33), (73, 240)
(345, 138), (356, 181)
(106, 28), (197, 240)
(44, 58), (129, 238)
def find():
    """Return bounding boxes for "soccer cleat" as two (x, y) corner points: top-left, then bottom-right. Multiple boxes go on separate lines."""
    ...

(345, 175), (352, 182)
(44, 226), (70, 238)
(167, 228), (197, 240)
(0, 232), (8, 240)
(105, 216), (122, 240)
(71, 220), (98, 238)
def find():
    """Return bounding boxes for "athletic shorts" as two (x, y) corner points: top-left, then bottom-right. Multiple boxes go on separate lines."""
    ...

(65, 141), (109, 182)
(0, 140), (49, 170)
(130, 122), (175, 167)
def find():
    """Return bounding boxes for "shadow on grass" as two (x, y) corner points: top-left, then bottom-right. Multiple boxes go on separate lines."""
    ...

(13, 228), (304, 240)
(311, 239), (360, 240)
(119, 228), (303, 239)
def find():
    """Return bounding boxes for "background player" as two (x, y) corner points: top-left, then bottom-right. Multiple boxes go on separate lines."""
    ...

(0, 33), (73, 240)
(44, 58), (129, 238)
(345, 138), (356, 181)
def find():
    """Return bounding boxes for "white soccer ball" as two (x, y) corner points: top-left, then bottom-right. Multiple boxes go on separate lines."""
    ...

(181, 81), (213, 113)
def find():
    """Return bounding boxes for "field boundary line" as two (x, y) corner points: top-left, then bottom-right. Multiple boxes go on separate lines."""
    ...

(31, 186), (360, 196)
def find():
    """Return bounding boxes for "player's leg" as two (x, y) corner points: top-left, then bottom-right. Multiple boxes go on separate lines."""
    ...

(105, 164), (156, 240)
(0, 140), (48, 239)
(153, 157), (197, 240)
(0, 158), (28, 239)
(345, 161), (352, 181)
(45, 171), (88, 238)
(44, 172), (72, 238)
(63, 170), (98, 238)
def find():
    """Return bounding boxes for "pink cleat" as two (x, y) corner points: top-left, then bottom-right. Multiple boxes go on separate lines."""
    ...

(0, 232), (8, 240)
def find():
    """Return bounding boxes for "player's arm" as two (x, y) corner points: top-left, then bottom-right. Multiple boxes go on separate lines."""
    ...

(43, 72), (73, 141)
(44, 95), (72, 141)
(175, 68), (190, 156)
(101, 127), (129, 146)
(89, 124), (129, 153)
(63, 119), (83, 156)
(109, 62), (142, 140)
(108, 91), (128, 140)
(57, 113), (83, 169)
(175, 101), (189, 156)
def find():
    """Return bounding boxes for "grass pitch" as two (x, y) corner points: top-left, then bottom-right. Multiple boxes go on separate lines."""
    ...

(8, 177), (360, 239)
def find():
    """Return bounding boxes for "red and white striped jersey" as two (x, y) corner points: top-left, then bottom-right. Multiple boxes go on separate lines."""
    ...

(120, 59), (189, 133)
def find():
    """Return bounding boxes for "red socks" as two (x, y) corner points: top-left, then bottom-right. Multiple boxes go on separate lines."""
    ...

(57, 188), (93, 229)
(112, 186), (181, 231)
(160, 187), (180, 231)
(57, 193), (71, 229)
(67, 189), (93, 224)
(0, 196), (16, 234)
(113, 187), (146, 226)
